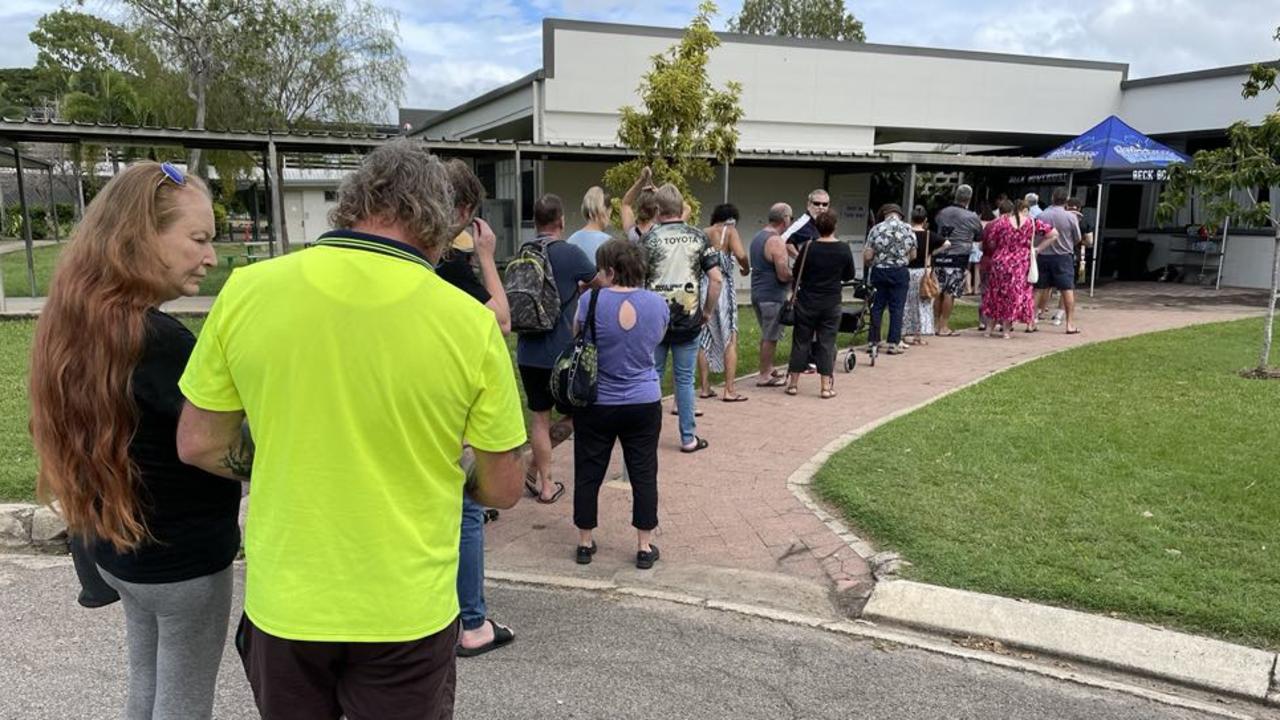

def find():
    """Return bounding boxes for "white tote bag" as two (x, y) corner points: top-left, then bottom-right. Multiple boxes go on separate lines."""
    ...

(1025, 218), (1039, 285)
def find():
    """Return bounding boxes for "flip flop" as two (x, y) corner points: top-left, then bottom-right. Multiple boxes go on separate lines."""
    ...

(935, 330), (960, 337)
(722, 394), (748, 402)
(523, 472), (540, 498)
(680, 436), (709, 453)
(535, 481), (565, 504)
(669, 407), (704, 417)
(1066, 328), (1082, 335)
(456, 620), (515, 658)
(756, 376), (785, 387)
(698, 391), (718, 399)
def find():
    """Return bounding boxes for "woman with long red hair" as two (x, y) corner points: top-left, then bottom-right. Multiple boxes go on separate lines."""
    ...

(29, 161), (241, 720)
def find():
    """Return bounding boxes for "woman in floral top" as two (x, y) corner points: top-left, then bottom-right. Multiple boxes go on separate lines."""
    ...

(862, 204), (917, 354)
(980, 199), (1059, 338)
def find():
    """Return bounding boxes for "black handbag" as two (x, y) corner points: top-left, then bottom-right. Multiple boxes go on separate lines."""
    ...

(779, 241), (813, 327)
(550, 288), (600, 408)
(70, 534), (120, 608)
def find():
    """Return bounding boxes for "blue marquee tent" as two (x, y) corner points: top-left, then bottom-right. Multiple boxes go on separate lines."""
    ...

(1042, 115), (1190, 183)
(1041, 116), (1192, 294)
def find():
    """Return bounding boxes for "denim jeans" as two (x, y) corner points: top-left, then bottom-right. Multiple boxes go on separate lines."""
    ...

(869, 265), (910, 345)
(654, 335), (699, 445)
(457, 492), (485, 631)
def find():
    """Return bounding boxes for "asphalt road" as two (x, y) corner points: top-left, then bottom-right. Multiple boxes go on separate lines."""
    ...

(0, 555), (1234, 720)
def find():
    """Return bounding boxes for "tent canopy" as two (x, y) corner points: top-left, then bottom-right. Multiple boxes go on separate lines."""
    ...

(1041, 115), (1190, 183)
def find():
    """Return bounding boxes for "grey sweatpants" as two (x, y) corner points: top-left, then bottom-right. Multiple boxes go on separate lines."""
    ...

(99, 565), (234, 720)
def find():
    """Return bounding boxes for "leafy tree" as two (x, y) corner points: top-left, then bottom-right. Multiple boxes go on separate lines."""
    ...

(603, 1), (743, 221)
(229, 0), (404, 129)
(121, 0), (256, 171)
(1158, 27), (1280, 375)
(729, 0), (865, 42)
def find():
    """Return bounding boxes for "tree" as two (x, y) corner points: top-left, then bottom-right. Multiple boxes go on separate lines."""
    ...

(602, 1), (743, 221)
(229, 0), (404, 129)
(729, 0), (865, 42)
(1158, 28), (1280, 376)
(122, 0), (254, 171)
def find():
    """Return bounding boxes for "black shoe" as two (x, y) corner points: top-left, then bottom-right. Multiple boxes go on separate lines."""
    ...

(576, 542), (597, 565)
(636, 544), (660, 570)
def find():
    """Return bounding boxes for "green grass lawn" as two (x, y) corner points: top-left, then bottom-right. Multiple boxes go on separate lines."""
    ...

(814, 317), (1280, 649)
(2, 243), (250, 298)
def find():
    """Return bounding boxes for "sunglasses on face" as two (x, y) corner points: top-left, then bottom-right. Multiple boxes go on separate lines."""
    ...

(811, 201), (829, 207)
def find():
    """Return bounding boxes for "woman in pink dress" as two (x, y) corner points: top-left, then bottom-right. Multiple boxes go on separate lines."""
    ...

(980, 199), (1058, 338)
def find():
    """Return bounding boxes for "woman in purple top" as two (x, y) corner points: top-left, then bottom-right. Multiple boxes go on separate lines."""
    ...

(572, 239), (669, 570)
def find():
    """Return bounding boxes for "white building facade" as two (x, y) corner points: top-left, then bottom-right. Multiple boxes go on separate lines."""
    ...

(406, 19), (1277, 288)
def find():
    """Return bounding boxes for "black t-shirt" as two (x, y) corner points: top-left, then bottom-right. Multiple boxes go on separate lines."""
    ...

(436, 251), (491, 304)
(796, 240), (856, 310)
(93, 310), (242, 584)
(909, 229), (943, 269)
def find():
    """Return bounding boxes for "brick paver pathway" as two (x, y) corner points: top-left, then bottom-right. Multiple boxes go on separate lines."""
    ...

(484, 297), (1258, 614)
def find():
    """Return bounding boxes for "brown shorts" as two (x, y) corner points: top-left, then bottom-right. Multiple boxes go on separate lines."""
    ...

(236, 614), (459, 720)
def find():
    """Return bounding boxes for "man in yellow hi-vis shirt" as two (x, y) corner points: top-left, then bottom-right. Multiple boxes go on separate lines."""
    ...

(176, 139), (527, 719)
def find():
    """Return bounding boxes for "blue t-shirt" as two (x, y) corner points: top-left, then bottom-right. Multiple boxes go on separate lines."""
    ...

(515, 238), (598, 369)
(575, 288), (669, 405)
(567, 229), (612, 265)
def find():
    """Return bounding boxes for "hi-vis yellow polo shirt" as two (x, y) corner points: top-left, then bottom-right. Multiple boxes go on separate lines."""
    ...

(179, 229), (526, 642)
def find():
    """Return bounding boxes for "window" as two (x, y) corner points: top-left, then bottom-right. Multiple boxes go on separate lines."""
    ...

(323, 190), (337, 202)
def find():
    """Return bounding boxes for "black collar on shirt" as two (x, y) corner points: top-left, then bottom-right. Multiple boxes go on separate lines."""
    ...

(315, 229), (434, 271)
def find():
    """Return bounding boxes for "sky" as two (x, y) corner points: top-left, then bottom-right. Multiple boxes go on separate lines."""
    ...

(2, 0), (1276, 118)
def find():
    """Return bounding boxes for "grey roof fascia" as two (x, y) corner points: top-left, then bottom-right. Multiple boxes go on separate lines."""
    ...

(542, 18), (1128, 80)
(412, 70), (543, 136)
(1121, 61), (1279, 89)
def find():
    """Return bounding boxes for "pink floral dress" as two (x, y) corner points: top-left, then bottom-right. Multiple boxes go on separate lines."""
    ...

(980, 215), (1051, 325)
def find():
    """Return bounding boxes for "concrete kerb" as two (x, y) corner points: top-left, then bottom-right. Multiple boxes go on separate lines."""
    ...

(484, 569), (1258, 720)
(781, 316), (1280, 705)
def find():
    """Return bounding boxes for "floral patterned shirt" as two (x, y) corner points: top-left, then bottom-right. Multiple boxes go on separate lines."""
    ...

(866, 217), (916, 268)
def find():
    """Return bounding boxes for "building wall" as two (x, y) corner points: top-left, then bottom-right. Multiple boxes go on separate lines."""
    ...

(543, 25), (1125, 150)
(1119, 73), (1273, 136)
(283, 187), (337, 245)
(425, 85), (533, 140)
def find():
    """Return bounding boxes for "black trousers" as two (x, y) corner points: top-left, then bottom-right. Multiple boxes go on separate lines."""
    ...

(788, 302), (842, 376)
(237, 614), (457, 720)
(573, 402), (662, 531)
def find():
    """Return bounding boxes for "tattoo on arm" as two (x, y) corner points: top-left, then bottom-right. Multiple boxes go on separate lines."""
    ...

(220, 422), (255, 479)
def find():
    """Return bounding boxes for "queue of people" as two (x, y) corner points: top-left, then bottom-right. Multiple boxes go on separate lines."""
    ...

(26, 142), (1093, 719)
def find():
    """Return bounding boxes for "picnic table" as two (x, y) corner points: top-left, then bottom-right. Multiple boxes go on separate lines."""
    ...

(222, 241), (274, 267)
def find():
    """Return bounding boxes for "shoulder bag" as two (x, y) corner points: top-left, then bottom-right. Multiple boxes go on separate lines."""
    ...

(779, 241), (812, 327)
(550, 288), (600, 408)
(1025, 218), (1040, 285)
(920, 230), (941, 300)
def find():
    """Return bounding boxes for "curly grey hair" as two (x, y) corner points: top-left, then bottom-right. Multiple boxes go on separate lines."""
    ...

(328, 139), (455, 253)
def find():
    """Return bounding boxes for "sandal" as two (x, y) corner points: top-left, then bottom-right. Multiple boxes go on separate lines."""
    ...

(756, 376), (785, 387)
(536, 481), (565, 505)
(820, 389), (837, 399)
(680, 436), (709, 453)
(722, 393), (748, 402)
(784, 385), (798, 396)
(698, 391), (717, 399)
(456, 620), (515, 658)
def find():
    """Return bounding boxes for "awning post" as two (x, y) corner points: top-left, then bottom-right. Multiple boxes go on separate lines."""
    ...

(14, 150), (36, 297)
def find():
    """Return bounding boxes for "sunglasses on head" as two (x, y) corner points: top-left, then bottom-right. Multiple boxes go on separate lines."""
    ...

(156, 162), (186, 190)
